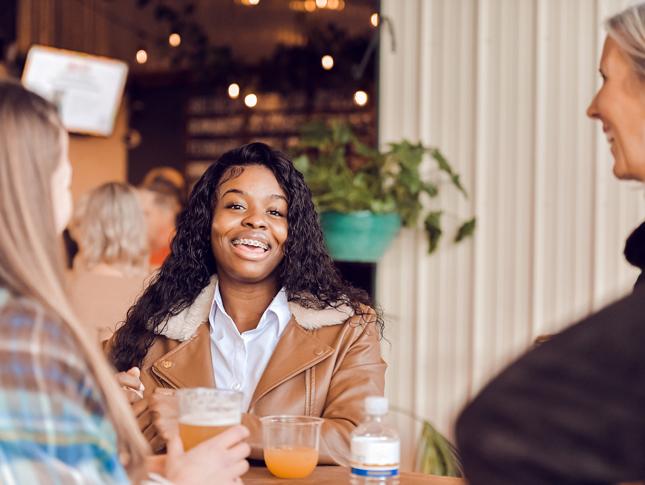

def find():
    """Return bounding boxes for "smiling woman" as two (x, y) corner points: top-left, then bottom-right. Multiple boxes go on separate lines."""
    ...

(586, 34), (645, 181)
(108, 142), (386, 463)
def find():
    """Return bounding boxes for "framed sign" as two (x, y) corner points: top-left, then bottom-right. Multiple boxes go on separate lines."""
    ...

(22, 45), (128, 137)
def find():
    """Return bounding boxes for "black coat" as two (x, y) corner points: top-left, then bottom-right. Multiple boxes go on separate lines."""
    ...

(456, 222), (645, 484)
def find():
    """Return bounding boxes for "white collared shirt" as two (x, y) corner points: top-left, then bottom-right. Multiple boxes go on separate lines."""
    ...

(208, 284), (291, 411)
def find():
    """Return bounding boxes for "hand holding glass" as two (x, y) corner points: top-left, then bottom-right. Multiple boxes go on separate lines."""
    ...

(177, 388), (242, 451)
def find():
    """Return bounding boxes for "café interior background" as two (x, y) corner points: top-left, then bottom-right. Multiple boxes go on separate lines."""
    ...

(5, 0), (645, 460)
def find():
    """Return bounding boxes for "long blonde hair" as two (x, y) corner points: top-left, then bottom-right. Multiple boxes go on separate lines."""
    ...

(606, 2), (645, 79)
(75, 182), (149, 274)
(0, 81), (149, 478)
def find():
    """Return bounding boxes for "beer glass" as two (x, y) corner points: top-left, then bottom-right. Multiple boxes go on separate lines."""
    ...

(261, 415), (323, 479)
(177, 388), (242, 451)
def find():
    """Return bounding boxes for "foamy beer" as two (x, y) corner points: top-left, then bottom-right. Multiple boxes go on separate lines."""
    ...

(177, 388), (243, 451)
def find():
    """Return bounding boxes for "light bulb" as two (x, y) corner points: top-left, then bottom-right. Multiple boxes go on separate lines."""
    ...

(354, 90), (368, 107)
(228, 83), (240, 99)
(321, 55), (334, 70)
(244, 93), (258, 108)
(169, 33), (181, 47)
(136, 49), (148, 64)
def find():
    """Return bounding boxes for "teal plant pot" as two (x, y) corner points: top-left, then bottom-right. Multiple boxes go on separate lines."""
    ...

(320, 211), (402, 263)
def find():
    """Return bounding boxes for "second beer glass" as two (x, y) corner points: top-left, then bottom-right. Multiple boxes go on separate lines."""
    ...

(177, 388), (243, 451)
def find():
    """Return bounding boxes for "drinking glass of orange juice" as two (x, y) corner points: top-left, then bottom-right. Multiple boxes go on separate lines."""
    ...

(261, 416), (323, 479)
(177, 388), (242, 451)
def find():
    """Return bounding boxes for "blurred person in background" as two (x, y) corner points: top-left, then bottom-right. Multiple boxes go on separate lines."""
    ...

(108, 143), (386, 462)
(457, 3), (645, 484)
(69, 182), (150, 342)
(0, 80), (250, 484)
(142, 166), (186, 194)
(139, 167), (185, 268)
(61, 190), (87, 269)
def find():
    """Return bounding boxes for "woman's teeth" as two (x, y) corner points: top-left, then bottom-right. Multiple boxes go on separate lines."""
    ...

(232, 238), (269, 251)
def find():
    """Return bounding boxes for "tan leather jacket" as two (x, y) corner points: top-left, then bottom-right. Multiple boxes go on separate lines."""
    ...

(130, 278), (386, 464)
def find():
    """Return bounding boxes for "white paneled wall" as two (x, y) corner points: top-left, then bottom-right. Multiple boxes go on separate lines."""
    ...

(377, 0), (645, 447)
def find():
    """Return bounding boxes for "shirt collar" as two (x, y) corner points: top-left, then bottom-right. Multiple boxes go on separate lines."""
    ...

(209, 284), (292, 337)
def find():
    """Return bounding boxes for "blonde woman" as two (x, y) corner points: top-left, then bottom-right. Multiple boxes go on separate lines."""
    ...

(69, 182), (149, 342)
(457, 4), (645, 484)
(0, 80), (249, 484)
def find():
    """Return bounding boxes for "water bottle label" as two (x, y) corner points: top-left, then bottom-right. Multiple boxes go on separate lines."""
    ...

(351, 466), (399, 477)
(351, 437), (400, 466)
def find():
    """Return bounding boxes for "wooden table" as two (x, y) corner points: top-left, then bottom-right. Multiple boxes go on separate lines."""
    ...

(244, 466), (466, 484)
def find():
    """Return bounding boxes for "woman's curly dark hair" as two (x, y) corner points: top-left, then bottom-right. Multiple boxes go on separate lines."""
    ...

(110, 142), (383, 371)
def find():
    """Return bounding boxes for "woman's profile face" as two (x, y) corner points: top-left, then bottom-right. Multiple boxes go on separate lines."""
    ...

(587, 36), (645, 181)
(210, 164), (288, 285)
(51, 130), (73, 234)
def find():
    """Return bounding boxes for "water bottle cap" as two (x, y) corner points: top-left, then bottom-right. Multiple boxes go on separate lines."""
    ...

(365, 396), (388, 415)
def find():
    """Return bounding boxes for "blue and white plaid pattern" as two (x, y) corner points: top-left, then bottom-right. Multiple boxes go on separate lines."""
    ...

(0, 289), (130, 484)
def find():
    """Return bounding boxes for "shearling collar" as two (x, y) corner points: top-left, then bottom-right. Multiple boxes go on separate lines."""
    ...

(155, 276), (354, 342)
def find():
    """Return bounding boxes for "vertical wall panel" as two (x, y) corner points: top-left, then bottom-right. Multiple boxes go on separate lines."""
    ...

(378, 0), (645, 448)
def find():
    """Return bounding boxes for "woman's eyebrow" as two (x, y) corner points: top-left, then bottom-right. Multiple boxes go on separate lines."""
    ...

(221, 188), (245, 196)
(222, 188), (286, 202)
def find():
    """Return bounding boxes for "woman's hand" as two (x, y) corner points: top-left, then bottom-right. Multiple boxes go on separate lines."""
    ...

(115, 366), (145, 403)
(164, 425), (250, 485)
(149, 388), (179, 442)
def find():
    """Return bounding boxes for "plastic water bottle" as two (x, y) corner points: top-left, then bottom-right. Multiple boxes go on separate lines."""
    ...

(350, 396), (400, 484)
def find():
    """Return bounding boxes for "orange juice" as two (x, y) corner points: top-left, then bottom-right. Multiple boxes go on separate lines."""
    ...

(264, 446), (319, 478)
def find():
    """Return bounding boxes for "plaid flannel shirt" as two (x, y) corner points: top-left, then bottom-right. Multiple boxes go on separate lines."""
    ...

(0, 288), (130, 484)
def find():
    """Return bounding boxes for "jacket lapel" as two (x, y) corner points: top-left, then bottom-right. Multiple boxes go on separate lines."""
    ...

(151, 323), (216, 389)
(249, 317), (333, 409)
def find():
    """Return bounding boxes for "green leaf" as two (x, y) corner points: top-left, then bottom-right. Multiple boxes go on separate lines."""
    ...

(455, 218), (476, 242)
(423, 182), (439, 197)
(293, 155), (310, 174)
(353, 140), (380, 160)
(424, 211), (443, 254)
(416, 420), (463, 477)
(428, 147), (467, 197)
(369, 198), (396, 213)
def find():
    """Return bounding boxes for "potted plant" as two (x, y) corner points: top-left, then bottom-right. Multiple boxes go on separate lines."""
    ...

(292, 120), (475, 262)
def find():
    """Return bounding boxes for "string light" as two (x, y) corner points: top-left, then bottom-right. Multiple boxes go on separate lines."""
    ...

(248, 0), (260, 4)
(321, 55), (334, 70)
(354, 90), (368, 107)
(289, 0), (342, 10)
(168, 33), (181, 47)
(370, 13), (379, 27)
(136, 49), (148, 64)
(244, 93), (258, 108)
(228, 83), (240, 99)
